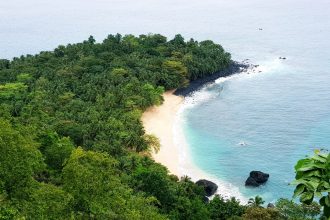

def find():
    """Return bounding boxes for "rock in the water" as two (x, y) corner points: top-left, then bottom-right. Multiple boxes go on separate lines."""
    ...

(245, 171), (269, 187)
(250, 171), (269, 183)
(245, 176), (259, 187)
(196, 179), (218, 196)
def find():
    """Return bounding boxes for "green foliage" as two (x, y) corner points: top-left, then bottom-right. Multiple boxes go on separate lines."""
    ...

(132, 163), (177, 210)
(242, 207), (281, 220)
(292, 151), (330, 217)
(144, 134), (161, 155)
(0, 34), (229, 155)
(208, 195), (246, 219)
(17, 73), (32, 84)
(0, 82), (27, 99)
(276, 198), (320, 220)
(0, 34), (232, 219)
(167, 177), (210, 220)
(248, 195), (265, 207)
(0, 59), (9, 71)
(20, 183), (74, 220)
(4, 33), (325, 220)
(62, 148), (165, 219)
(0, 206), (19, 220)
(0, 119), (44, 196)
(39, 131), (75, 170)
(62, 147), (121, 216)
(0, 189), (19, 220)
(130, 163), (210, 219)
(162, 60), (188, 88)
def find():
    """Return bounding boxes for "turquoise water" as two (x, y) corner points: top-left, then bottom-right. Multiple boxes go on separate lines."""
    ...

(181, 0), (330, 202)
(1, 0), (330, 203)
(183, 65), (330, 202)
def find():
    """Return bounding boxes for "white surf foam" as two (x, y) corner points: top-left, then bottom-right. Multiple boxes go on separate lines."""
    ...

(173, 97), (248, 204)
(173, 58), (284, 204)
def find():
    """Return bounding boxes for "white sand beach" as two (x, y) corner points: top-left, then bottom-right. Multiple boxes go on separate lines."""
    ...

(142, 90), (184, 176)
(142, 89), (248, 203)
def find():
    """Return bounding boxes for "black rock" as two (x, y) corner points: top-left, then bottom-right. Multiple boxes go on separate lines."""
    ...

(174, 61), (251, 97)
(196, 179), (218, 197)
(245, 171), (269, 187)
(245, 176), (259, 187)
(250, 171), (269, 183)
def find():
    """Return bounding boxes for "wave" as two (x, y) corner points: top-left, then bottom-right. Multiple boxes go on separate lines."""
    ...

(173, 58), (284, 204)
(173, 104), (248, 203)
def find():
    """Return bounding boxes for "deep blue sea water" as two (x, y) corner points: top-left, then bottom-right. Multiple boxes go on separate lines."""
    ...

(1, 0), (330, 203)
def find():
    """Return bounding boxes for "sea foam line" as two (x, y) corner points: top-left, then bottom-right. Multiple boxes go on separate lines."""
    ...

(173, 103), (248, 203)
(172, 58), (284, 204)
(173, 78), (250, 203)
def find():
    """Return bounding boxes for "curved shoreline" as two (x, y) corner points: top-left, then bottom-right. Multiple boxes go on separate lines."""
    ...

(142, 91), (184, 176)
(174, 60), (253, 97)
(142, 90), (248, 203)
(142, 62), (255, 203)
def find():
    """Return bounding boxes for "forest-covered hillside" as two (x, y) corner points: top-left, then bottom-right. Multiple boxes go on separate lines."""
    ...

(0, 34), (325, 220)
(0, 34), (234, 219)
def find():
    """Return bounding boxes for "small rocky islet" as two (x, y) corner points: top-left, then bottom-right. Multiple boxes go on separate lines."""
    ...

(245, 171), (270, 187)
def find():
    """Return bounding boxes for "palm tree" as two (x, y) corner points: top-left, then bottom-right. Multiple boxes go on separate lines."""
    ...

(248, 195), (265, 207)
(180, 175), (192, 182)
(144, 134), (161, 156)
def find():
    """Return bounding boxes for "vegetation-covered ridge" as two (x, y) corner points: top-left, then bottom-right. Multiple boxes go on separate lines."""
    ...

(0, 33), (230, 219)
(0, 34), (326, 219)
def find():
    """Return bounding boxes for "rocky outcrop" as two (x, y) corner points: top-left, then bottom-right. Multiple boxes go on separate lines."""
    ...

(174, 61), (252, 97)
(250, 171), (269, 183)
(245, 171), (269, 187)
(245, 177), (260, 187)
(196, 179), (218, 196)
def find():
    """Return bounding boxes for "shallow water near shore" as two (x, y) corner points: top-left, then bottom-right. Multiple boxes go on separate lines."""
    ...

(182, 56), (330, 202)
(1, 0), (330, 203)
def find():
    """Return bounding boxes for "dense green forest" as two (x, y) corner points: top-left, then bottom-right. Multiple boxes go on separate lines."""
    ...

(0, 34), (326, 219)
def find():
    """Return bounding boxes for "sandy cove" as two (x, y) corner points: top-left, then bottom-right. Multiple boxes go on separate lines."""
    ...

(141, 90), (183, 176)
(141, 89), (248, 203)
(142, 61), (252, 176)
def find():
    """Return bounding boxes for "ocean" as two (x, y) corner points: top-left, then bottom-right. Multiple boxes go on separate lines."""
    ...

(1, 0), (330, 203)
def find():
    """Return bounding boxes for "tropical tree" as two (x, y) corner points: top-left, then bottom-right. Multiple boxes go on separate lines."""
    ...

(39, 131), (75, 170)
(20, 183), (74, 220)
(242, 207), (280, 220)
(208, 195), (246, 219)
(248, 196), (265, 207)
(0, 33), (233, 219)
(0, 119), (44, 196)
(275, 198), (320, 220)
(292, 150), (330, 218)
(62, 147), (124, 217)
(62, 148), (165, 219)
(144, 134), (161, 155)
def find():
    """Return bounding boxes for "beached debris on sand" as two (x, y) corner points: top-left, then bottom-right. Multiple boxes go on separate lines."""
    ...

(196, 179), (218, 196)
(245, 171), (269, 187)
